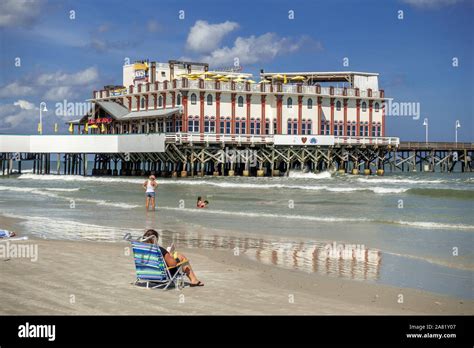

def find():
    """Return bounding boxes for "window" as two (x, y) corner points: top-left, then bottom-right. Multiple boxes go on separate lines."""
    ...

(265, 119), (270, 135)
(273, 119), (277, 134)
(177, 94), (181, 106)
(166, 120), (173, 133)
(207, 94), (213, 106)
(320, 120), (330, 135)
(161, 71), (166, 77)
(302, 119), (312, 135)
(287, 118), (297, 135)
(372, 122), (381, 137)
(140, 98), (145, 109)
(204, 116), (216, 133)
(250, 118), (261, 135)
(191, 93), (197, 105)
(175, 119), (182, 132)
(336, 100), (341, 111)
(235, 117), (246, 134)
(374, 102), (379, 112)
(334, 121), (344, 136)
(287, 97), (293, 108)
(237, 96), (244, 107)
(158, 95), (163, 107)
(188, 116), (199, 133)
(361, 101), (367, 112)
(307, 98), (313, 109)
(220, 117), (231, 134)
(347, 122), (356, 136)
(360, 122), (369, 137)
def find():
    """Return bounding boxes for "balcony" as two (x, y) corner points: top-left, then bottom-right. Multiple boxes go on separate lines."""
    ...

(94, 78), (385, 100)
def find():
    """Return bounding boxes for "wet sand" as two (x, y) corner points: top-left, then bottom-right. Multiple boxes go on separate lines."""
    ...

(0, 239), (471, 315)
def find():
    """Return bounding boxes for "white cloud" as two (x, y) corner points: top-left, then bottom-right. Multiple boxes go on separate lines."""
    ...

(202, 33), (318, 66)
(0, 82), (35, 98)
(0, 0), (44, 28)
(0, 67), (99, 101)
(14, 99), (35, 110)
(401, 0), (464, 8)
(186, 20), (239, 53)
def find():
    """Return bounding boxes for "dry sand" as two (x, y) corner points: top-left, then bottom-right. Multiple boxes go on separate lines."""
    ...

(0, 239), (471, 315)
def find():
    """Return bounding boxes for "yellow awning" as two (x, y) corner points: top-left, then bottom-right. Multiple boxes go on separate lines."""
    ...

(134, 63), (148, 70)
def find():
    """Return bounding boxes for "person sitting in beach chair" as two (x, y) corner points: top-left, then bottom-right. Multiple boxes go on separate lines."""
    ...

(196, 196), (209, 208)
(141, 229), (204, 287)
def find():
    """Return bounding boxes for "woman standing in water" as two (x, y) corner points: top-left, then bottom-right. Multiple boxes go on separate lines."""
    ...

(143, 175), (157, 211)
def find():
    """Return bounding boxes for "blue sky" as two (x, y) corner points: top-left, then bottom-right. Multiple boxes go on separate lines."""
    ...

(0, 0), (472, 141)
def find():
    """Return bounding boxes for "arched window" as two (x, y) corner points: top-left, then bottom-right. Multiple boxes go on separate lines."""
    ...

(158, 95), (163, 107)
(336, 100), (341, 111)
(238, 96), (244, 107)
(190, 93), (197, 105)
(177, 94), (181, 106)
(307, 98), (313, 109)
(175, 118), (182, 132)
(347, 121), (356, 136)
(361, 101), (367, 112)
(140, 98), (145, 109)
(374, 102), (379, 112)
(207, 94), (213, 106)
(360, 121), (369, 137)
(273, 118), (277, 134)
(265, 119), (270, 135)
(287, 97), (293, 108)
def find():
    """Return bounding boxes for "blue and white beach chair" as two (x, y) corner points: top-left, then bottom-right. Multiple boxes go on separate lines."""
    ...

(131, 240), (187, 290)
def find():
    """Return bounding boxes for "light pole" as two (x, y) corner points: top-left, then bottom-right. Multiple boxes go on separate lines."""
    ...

(39, 102), (48, 135)
(422, 118), (428, 143)
(455, 120), (461, 143)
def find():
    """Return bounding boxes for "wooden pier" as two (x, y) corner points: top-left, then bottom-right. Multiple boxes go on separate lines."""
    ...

(1, 136), (472, 177)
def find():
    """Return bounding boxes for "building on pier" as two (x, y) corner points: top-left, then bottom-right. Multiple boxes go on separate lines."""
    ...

(68, 59), (388, 141)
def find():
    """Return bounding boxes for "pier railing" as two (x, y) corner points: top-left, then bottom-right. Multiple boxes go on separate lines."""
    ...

(165, 133), (399, 146)
(95, 79), (384, 100)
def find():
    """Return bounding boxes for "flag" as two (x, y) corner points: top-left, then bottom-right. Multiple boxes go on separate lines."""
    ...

(37, 123), (42, 134)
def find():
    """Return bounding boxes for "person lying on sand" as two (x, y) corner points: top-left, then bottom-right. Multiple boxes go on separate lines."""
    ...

(0, 230), (16, 238)
(141, 229), (204, 287)
(196, 196), (209, 208)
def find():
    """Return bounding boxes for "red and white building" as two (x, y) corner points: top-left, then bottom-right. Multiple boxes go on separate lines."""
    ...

(72, 60), (392, 146)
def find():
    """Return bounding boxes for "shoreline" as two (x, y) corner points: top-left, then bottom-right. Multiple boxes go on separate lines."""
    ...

(0, 238), (472, 315)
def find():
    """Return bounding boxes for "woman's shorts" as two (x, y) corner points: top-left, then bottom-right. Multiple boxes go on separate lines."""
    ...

(146, 192), (155, 198)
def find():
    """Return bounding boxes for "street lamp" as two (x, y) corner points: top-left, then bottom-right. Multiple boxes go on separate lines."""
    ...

(455, 120), (461, 143)
(39, 102), (48, 135)
(422, 118), (428, 143)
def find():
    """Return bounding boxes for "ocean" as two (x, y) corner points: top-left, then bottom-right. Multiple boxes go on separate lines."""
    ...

(1, 169), (473, 299)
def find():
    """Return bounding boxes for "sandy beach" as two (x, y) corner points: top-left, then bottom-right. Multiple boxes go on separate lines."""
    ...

(0, 238), (471, 315)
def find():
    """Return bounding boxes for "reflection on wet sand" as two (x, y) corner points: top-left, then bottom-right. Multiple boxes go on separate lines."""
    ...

(163, 230), (382, 282)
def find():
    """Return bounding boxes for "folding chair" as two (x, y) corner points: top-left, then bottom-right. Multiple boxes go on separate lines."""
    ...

(131, 240), (188, 290)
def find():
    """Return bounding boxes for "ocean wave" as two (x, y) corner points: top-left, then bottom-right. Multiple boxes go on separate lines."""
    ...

(287, 171), (333, 179)
(0, 185), (139, 209)
(17, 174), (143, 184)
(0, 213), (144, 241)
(407, 188), (474, 200)
(160, 207), (474, 231)
(356, 177), (445, 184)
(12, 174), (410, 194)
(44, 188), (80, 192)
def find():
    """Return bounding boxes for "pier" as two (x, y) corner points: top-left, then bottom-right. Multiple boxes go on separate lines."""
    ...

(0, 134), (472, 177)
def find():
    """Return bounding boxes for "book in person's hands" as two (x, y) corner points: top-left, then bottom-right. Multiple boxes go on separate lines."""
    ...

(166, 243), (177, 258)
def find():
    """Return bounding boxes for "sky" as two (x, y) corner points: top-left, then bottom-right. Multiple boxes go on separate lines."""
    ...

(0, 0), (472, 141)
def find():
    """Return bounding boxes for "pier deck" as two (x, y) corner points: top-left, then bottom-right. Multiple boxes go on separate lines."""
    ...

(0, 134), (472, 176)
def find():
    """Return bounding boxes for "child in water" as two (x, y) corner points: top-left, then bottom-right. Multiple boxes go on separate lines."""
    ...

(196, 196), (209, 208)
